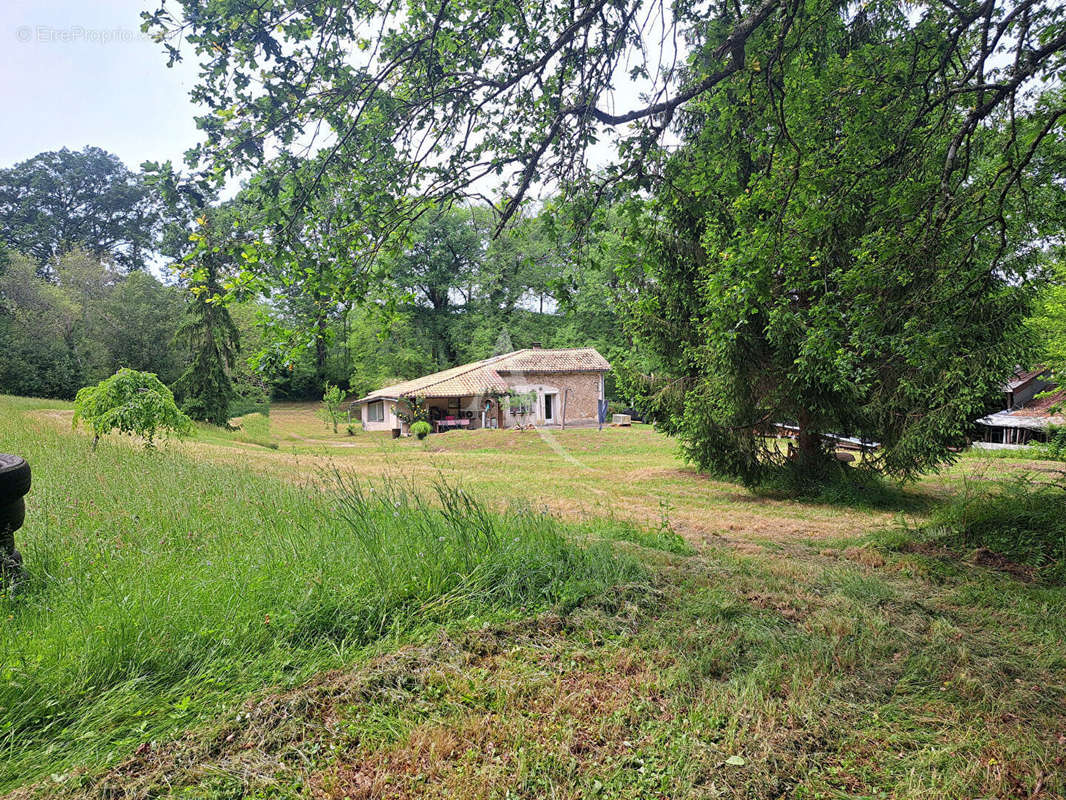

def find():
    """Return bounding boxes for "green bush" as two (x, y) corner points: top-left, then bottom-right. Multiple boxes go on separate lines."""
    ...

(73, 368), (192, 448)
(228, 379), (271, 418)
(411, 420), (432, 440)
(1034, 425), (1066, 461)
(907, 475), (1066, 582)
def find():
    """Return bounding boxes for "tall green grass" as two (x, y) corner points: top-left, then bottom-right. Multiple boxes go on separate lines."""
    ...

(897, 474), (1066, 581)
(0, 397), (640, 790)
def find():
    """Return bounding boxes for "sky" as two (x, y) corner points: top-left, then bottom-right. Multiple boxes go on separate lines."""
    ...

(0, 1), (679, 194)
(0, 0), (203, 170)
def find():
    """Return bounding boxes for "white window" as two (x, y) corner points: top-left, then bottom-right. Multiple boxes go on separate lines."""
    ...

(367, 400), (385, 422)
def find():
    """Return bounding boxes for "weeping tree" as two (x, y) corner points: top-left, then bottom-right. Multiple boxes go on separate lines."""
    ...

(74, 368), (192, 449)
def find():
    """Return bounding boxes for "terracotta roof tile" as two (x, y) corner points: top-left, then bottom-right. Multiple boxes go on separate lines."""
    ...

(493, 347), (611, 373)
(356, 348), (609, 402)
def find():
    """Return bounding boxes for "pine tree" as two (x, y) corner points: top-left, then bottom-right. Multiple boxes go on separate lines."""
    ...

(622, 7), (1058, 486)
(492, 328), (514, 356)
(173, 222), (240, 426)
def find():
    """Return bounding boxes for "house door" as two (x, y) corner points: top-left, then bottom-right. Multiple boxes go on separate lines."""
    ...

(544, 393), (554, 423)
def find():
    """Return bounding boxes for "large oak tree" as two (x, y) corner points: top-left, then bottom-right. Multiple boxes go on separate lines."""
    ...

(0, 147), (160, 273)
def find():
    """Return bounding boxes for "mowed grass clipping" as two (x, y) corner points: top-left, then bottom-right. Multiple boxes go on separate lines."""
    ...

(0, 396), (642, 790)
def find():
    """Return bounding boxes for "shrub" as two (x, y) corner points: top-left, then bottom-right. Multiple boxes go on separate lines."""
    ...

(319, 382), (349, 433)
(1034, 425), (1066, 461)
(411, 420), (432, 440)
(907, 475), (1066, 582)
(73, 369), (192, 449)
(228, 378), (271, 418)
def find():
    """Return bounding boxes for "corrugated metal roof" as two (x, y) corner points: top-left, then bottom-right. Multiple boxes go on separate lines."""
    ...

(355, 348), (609, 402)
(976, 410), (1063, 430)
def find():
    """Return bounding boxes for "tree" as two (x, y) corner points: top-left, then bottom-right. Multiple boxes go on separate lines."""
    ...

(381, 208), (484, 366)
(0, 253), (82, 398)
(0, 249), (187, 399)
(620, 6), (1062, 485)
(233, 157), (381, 386)
(319, 382), (348, 433)
(149, 164), (245, 426)
(98, 272), (186, 386)
(73, 368), (192, 449)
(144, 0), (1066, 235)
(347, 304), (435, 398)
(492, 328), (514, 357)
(1030, 261), (1066, 383)
(171, 214), (242, 426)
(0, 147), (159, 273)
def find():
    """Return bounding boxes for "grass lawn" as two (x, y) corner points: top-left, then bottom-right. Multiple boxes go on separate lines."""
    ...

(3, 397), (1065, 798)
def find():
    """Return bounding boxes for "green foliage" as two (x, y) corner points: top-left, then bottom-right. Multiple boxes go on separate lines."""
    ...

(319, 382), (348, 433)
(228, 379), (271, 418)
(145, 0), (1065, 482)
(582, 518), (695, 556)
(171, 214), (242, 427)
(1029, 260), (1066, 382)
(1034, 426), (1066, 462)
(0, 402), (640, 788)
(0, 250), (185, 399)
(395, 395), (429, 425)
(97, 270), (186, 386)
(908, 476), (1066, 583)
(347, 305), (436, 398)
(410, 420), (432, 440)
(623, 6), (1057, 485)
(72, 368), (192, 448)
(0, 146), (160, 272)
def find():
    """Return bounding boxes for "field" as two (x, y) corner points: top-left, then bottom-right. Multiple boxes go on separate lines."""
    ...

(3, 397), (1065, 799)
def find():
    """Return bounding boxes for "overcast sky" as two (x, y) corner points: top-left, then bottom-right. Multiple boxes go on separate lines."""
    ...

(0, 0), (678, 197)
(0, 0), (202, 170)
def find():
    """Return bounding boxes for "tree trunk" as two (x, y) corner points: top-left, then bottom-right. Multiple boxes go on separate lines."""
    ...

(315, 309), (328, 385)
(795, 409), (822, 473)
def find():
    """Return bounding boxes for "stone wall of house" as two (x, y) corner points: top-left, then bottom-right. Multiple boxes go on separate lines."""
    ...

(502, 371), (603, 425)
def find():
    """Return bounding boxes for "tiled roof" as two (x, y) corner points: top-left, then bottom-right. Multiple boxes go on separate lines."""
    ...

(355, 348), (609, 401)
(493, 347), (610, 373)
(1010, 387), (1066, 418)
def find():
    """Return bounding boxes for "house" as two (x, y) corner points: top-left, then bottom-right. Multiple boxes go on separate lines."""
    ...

(350, 347), (610, 434)
(974, 367), (1064, 446)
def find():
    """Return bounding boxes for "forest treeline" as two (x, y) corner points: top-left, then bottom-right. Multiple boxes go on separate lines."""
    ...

(0, 147), (628, 410)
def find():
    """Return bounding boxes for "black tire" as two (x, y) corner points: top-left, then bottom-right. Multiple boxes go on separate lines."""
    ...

(0, 497), (24, 552)
(0, 455), (30, 503)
